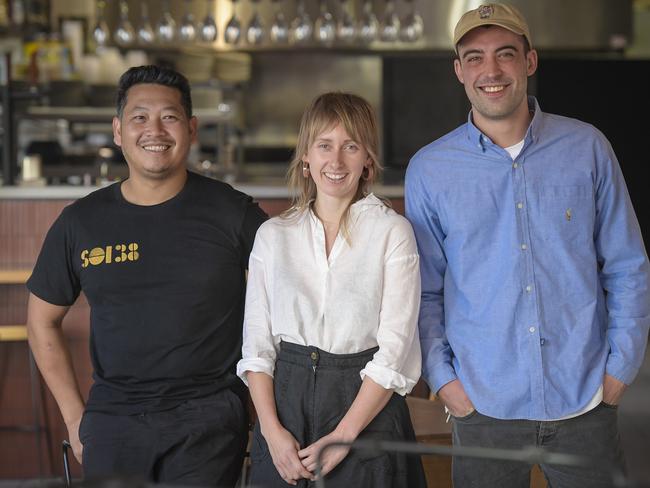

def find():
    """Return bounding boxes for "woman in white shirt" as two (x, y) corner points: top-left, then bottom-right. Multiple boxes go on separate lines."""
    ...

(237, 92), (425, 487)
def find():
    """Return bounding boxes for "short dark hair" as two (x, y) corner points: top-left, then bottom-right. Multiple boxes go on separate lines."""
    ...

(115, 65), (193, 119)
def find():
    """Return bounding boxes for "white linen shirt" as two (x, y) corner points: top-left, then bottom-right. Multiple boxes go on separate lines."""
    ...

(237, 194), (422, 395)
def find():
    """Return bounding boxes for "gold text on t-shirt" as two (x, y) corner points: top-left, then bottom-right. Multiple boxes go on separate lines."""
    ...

(81, 243), (140, 267)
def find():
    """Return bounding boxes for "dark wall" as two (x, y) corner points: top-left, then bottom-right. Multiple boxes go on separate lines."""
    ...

(383, 54), (650, 249)
(536, 58), (650, 247)
(383, 55), (468, 170)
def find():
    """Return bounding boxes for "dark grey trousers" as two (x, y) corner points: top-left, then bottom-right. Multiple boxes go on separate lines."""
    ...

(249, 341), (427, 488)
(451, 402), (626, 488)
(79, 388), (248, 486)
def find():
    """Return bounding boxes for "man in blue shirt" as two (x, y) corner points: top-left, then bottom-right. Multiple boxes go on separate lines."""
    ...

(405, 3), (650, 487)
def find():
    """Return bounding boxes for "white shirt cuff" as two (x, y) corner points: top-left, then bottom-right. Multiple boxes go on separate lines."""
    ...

(360, 361), (418, 396)
(236, 358), (275, 386)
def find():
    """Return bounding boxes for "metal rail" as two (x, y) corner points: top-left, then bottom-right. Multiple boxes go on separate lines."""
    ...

(314, 439), (630, 488)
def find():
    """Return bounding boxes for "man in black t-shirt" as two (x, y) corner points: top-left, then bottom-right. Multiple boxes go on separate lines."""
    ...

(26, 65), (267, 486)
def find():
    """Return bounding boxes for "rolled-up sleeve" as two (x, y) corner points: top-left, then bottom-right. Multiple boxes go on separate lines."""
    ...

(237, 227), (279, 385)
(360, 219), (422, 396)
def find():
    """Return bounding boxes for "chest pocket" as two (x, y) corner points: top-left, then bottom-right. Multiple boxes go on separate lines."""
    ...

(533, 185), (595, 244)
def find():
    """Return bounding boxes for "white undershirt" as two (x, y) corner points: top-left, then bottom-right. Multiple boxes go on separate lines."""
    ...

(504, 139), (525, 160)
(237, 194), (422, 395)
(550, 385), (603, 421)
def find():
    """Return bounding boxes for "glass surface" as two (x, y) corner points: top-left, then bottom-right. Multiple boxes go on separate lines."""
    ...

(246, 0), (264, 45)
(137, 2), (155, 44)
(270, 0), (289, 44)
(337, 0), (356, 42)
(315, 0), (336, 45)
(199, 0), (218, 42)
(114, 0), (135, 46)
(358, 0), (378, 44)
(291, 0), (313, 44)
(225, 0), (242, 44)
(156, 0), (176, 42)
(92, 0), (110, 47)
(179, 0), (197, 42)
(399, 0), (423, 42)
(379, 0), (399, 42)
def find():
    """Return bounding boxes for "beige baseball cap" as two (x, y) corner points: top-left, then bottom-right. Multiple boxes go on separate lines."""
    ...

(453, 3), (532, 52)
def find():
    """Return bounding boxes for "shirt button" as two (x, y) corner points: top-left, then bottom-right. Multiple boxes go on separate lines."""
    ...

(525, 285), (532, 293)
(513, 162), (519, 169)
(517, 202), (524, 209)
(540, 338), (546, 346)
(521, 244), (528, 250)
(529, 326), (536, 333)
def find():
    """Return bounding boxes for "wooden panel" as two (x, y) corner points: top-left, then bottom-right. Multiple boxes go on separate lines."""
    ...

(0, 200), (72, 268)
(421, 442), (453, 488)
(0, 284), (29, 327)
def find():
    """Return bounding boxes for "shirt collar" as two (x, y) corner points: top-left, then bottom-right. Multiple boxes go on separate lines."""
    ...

(351, 193), (382, 211)
(307, 193), (382, 224)
(465, 96), (543, 151)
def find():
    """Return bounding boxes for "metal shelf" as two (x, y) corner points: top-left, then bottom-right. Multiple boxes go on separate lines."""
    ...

(25, 105), (235, 124)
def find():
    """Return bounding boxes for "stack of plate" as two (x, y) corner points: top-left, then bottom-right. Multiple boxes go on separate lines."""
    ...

(211, 52), (252, 83)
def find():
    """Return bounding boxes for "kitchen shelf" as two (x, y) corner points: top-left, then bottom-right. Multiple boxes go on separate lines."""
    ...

(138, 42), (438, 56)
(0, 269), (31, 284)
(25, 106), (235, 124)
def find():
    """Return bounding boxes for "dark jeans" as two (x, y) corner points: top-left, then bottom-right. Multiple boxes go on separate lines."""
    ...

(249, 342), (427, 488)
(79, 389), (248, 487)
(451, 402), (626, 488)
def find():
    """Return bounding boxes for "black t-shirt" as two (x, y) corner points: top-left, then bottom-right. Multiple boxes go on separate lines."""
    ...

(27, 171), (268, 414)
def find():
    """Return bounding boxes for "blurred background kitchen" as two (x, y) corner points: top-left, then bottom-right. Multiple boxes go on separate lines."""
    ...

(1, 0), (650, 486)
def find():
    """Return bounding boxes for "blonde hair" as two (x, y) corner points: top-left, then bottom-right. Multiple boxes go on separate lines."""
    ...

(283, 92), (383, 235)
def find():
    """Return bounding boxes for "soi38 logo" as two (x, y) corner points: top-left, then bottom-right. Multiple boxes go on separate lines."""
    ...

(81, 243), (140, 268)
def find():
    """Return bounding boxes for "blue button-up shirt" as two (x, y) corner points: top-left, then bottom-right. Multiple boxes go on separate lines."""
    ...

(405, 97), (650, 420)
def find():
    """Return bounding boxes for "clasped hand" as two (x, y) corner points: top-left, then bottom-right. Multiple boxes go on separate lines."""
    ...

(298, 430), (352, 478)
(265, 426), (353, 484)
(264, 425), (313, 485)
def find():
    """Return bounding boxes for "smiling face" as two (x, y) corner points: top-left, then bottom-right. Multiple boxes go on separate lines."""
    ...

(303, 123), (370, 206)
(454, 25), (537, 126)
(113, 83), (197, 182)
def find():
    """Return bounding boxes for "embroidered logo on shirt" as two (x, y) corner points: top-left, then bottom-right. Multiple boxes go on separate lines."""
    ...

(81, 243), (140, 268)
(565, 208), (572, 221)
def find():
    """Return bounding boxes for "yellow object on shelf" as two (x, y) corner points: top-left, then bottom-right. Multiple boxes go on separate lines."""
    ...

(0, 325), (28, 342)
(0, 269), (31, 284)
